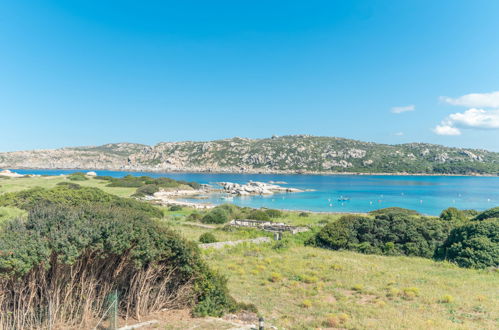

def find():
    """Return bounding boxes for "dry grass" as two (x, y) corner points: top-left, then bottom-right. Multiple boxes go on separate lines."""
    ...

(204, 245), (499, 329)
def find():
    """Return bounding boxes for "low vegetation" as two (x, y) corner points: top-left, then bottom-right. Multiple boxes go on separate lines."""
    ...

(436, 218), (499, 269)
(199, 232), (217, 244)
(0, 184), (163, 218)
(0, 186), (240, 328)
(309, 211), (452, 258)
(67, 172), (89, 181)
(308, 206), (498, 269)
(95, 174), (201, 197)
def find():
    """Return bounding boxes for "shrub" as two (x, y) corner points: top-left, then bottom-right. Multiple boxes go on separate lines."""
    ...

(94, 175), (113, 181)
(213, 204), (240, 219)
(199, 232), (217, 244)
(436, 218), (499, 269)
(187, 212), (202, 221)
(473, 207), (499, 221)
(440, 207), (468, 222)
(301, 299), (312, 308)
(310, 213), (452, 258)
(299, 212), (309, 217)
(0, 185), (163, 218)
(272, 238), (291, 251)
(102, 175), (201, 195)
(439, 295), (455, 303)
(201, 209), (230, 224)
(324, 313), (349, 327)
(401, 287), (420, 300)
(67, 172), (88, 181)
(0, 203), (236, 328)
(132, 184), (161, 197)
(248, 209), (270, 221)
(169, 205), (183, 212)
(352, 284), (364, 292)
(265, 209), (282, 218)
(369, 207), (420, 217)
(269, 272), (283, 282)
(56, 182), (81, 189)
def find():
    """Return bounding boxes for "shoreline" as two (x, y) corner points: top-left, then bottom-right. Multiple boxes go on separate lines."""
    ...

(0, 173), (489, 216)
(4, 167), (499, 177)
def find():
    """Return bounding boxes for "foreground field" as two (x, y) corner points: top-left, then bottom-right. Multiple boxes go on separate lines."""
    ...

(204, 244), (498, 329)
(162, 211), (499, 329)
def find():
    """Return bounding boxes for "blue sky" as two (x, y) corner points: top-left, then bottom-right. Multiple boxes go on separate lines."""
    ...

(1, 0), (499, 151)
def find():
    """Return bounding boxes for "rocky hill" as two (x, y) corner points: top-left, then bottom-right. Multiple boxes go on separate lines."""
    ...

(1, 136), (499, 175)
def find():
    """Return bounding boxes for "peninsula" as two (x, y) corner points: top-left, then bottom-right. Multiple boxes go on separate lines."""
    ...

(1, 135), (499, 175)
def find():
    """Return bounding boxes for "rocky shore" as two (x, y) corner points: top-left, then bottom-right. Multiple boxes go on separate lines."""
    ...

(218, 181), (303, 196)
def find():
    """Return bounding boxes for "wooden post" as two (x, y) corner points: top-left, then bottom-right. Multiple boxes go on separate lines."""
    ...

(108, 290), (118, 330)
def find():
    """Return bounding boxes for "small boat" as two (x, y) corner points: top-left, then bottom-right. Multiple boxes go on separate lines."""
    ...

(338, 196), (350, 202)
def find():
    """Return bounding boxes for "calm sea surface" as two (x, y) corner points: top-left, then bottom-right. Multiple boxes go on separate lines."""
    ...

(9, 169), (499, 215)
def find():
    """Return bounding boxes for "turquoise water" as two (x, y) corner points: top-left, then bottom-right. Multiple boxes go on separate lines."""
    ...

(8, 169), (499, 215)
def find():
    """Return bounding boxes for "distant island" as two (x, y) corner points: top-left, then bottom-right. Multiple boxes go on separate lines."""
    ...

(1, 135), (499, 175)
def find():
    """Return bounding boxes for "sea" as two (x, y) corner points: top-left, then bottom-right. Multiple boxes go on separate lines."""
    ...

(8, 169), (499, 216)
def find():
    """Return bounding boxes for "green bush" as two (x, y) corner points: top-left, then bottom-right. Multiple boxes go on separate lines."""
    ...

(0, 185), (163, 218)
(473, 207), (499, 221)
(248, 209), (270, 221)
(0, 202), (237, 327)
(169, 205), (183, 212)
(56, 182), (81, 189)
(104, 175), (201, 192)
(369, 207), (420, 217)
(265, 208), (283, 218)
(299, 212), (309, 217)
(310, 213), (451, 258)
(440, 207), (468, 222)
(67, 172), (88, 181)
(199, 232), (217, 243)
(436, 218), (499, 269)
(133, 184), (160, 197)
(439, 208), (478, 223)
(188, 212), (203, 221)
(201, 209), (230, 224)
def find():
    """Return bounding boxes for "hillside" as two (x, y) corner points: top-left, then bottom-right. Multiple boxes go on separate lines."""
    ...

(1, 136), (499, 175)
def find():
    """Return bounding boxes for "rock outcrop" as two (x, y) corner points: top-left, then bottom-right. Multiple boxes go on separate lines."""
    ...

(218, 181), (303, 195)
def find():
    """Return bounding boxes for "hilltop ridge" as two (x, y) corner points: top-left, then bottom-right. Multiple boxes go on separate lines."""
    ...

(1, 135), (498, 175)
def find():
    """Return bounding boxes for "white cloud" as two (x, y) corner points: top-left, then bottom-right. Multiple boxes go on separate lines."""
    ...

(433, 125), (461, 136)
(440, 91), (499, 108)
(448, 108), (499, 129)
(433, 108), (499, 136)
(434, 91), (499, 136)
(391, 105), (415, 114)
(394, 132), (404, 136)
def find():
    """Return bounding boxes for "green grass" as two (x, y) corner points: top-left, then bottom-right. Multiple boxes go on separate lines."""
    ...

(204, 245), (499, 329)
(277, 210), (345, 226)
(0, 206), (26, 223)
(0, 176), (137, 198)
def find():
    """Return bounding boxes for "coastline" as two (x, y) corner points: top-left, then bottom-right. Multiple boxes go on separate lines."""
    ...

(4, 166), (499, 177)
